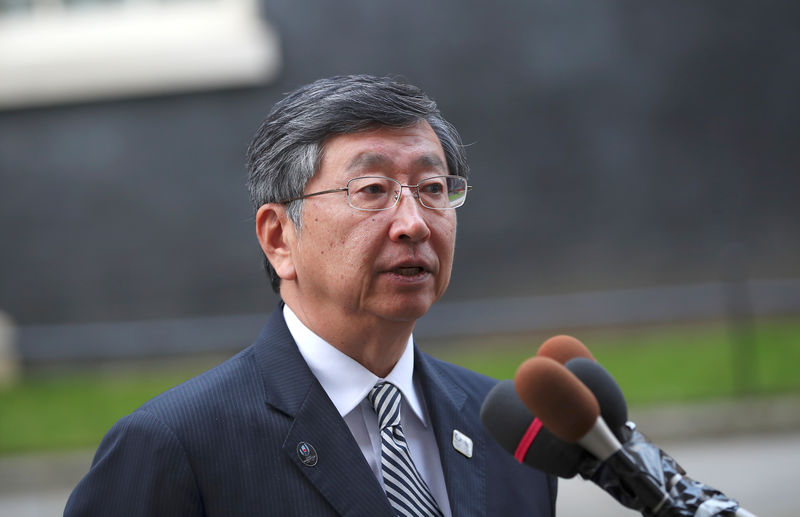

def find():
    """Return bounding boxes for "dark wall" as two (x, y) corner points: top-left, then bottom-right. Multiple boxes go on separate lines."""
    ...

(2, 1), (799, 326)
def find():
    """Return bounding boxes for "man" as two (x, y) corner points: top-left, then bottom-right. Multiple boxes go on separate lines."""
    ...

(65, 75), (556, 516)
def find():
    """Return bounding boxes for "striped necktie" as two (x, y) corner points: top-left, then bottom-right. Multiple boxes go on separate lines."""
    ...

(368, 382), (444, 517)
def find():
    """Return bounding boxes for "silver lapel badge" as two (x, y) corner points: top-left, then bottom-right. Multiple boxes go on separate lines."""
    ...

(452, 429), (473, 458)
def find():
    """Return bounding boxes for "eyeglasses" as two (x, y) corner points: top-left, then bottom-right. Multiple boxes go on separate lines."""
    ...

(278, 175), (472, 211)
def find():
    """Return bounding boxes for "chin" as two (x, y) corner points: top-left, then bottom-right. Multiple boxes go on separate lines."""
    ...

(378, 296), (438, 323)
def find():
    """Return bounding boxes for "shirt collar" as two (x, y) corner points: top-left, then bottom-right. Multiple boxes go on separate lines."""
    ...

(283, 304), (426, 425)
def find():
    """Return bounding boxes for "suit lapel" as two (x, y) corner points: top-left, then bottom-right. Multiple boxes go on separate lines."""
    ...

(252, 307), (394, 517)
(282, 385), (393, 516)
(416, 350), (488, 517)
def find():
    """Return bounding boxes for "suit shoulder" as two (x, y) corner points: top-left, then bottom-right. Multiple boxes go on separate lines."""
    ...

(65, 408), (203, 516)
(138, 345), (261, 423)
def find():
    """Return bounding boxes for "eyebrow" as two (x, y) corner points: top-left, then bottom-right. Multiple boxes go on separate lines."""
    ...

(345, 152), (448, 174)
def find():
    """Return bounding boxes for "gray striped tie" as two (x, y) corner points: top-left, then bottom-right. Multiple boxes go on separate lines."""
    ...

(368, 382), (444, 517)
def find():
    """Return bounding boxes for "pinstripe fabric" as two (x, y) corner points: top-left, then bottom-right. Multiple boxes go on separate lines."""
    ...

(64, 305), (556, 516)
(369, 382), (444, 517)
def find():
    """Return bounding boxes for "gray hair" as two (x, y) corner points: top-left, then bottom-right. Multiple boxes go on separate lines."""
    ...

(246, 74), (469, 292)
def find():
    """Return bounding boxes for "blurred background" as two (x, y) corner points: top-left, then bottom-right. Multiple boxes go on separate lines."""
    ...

(1, 1), (799, 515)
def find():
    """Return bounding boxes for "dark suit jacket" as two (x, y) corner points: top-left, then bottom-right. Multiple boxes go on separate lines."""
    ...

(65, 306), (556, 516)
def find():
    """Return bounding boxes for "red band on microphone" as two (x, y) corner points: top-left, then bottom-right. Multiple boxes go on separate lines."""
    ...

(514, 417), (543, 463)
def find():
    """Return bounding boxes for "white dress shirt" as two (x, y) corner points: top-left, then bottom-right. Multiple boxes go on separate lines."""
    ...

(283, 305), (452, 516)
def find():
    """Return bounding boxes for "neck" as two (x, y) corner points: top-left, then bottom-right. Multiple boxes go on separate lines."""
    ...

(283, 297), (414, 378)
(343, 336), (409, 378)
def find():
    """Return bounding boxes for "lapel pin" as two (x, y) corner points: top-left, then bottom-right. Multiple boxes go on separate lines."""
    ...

(452, 429), (473, 458)
(296, 441), (318, 467)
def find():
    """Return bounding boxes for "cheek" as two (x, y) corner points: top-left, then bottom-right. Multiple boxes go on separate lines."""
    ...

(320, 223), (376, 273)
(436, 220), (458, 252)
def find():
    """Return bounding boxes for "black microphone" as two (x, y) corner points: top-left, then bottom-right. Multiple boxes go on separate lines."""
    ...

(564, 357), (630, 442)
(480, 379), (590, 478)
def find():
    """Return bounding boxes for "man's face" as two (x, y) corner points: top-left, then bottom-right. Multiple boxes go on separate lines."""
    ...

(286, 121), (457, 329)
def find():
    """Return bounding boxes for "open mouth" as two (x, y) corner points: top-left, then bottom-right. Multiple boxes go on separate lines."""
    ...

(393, 266), (425, 277)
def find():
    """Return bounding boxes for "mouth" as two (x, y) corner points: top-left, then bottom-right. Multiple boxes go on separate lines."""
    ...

(393, 266), (425, 277)
(383, 260), (434, 283)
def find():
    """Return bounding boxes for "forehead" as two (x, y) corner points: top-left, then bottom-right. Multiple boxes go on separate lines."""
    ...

(317, 122), (448, 180)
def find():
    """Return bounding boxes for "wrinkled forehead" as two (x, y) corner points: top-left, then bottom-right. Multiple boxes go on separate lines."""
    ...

(315, 122), (448, 182)
(344, 151), (447, 174)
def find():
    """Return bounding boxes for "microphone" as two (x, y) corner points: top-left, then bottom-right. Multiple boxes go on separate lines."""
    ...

(537, 335), (630, 440)
(479, 334), (607, 480)
(565, 357), (630, 441)
(480, 379), (590, 478)
(525, 336), (758, 517)
(515, 356), (673, 515)
(536, 334), (595, 364)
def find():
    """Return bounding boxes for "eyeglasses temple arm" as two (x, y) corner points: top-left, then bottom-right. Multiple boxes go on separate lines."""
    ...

(279, 187), (348, 204)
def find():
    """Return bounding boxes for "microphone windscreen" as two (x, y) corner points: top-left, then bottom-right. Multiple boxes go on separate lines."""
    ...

(480, 380), (589, 478)
(565, 357), (628, 433)
(537, 335), (595, 364)
(480, 380), (535, 452)
(514, 356), (600, 443)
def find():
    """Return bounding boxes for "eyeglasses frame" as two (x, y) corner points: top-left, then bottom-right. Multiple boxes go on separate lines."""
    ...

(277, 175), (472, 211)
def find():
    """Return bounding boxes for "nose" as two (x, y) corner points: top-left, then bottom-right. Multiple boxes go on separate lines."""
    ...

(388, 187), (431, 242)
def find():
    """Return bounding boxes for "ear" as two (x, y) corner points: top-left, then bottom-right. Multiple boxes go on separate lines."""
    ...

(256, 203), (297, 282)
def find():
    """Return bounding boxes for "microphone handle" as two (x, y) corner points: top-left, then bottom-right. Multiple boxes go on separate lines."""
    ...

(576, 417), (679, 515)
(602, 448), (677, 516)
